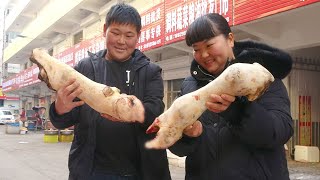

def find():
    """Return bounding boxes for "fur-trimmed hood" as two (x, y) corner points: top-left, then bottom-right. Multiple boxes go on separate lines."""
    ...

(190, 40), (292, 83)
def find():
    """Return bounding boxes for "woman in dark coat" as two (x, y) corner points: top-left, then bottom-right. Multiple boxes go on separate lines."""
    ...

(170, 13), (293, 180)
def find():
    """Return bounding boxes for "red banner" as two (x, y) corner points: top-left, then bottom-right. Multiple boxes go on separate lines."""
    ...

(0, 87), (19, 100)
(137, 2), (165, 52)
(74, 36), (106, 65)
(234, 0), (319, 25)
(54, 47), (75, 67)
(0, 86), (5, 99)
(164, 0), (233, 44)
(3, 0), (317, 93)
(2, 65), (41, 92)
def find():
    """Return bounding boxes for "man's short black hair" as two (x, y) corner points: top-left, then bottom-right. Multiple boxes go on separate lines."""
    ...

(105, 3), (141, 33)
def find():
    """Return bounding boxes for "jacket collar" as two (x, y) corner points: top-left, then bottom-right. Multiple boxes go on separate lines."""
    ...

(190, 58), (232, 83)
(88, 49), (150, 71)
(190, 60), (218, 83)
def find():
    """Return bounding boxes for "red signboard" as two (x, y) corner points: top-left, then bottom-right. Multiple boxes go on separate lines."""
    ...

(137, 3), (165, 52)
(4, 97), (20, 100)
(234, 0), (320, 25)
(54, 47), (75, 67)
(74, 36), (106, 65)
(2, 65), (41, 92)
(0, 86), (19, 100)
(0, 86), (5, 99)
(3, 0), (317, 93)
(164, 0), (233, 44)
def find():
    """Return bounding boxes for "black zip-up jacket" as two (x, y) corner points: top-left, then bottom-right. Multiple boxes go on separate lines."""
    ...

(50, 49), (171, 180)
(170, 41), (294, 180)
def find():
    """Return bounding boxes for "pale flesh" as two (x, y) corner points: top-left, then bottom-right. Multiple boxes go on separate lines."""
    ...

(30, 48), (145, 123)
(145, 63), (275, 149)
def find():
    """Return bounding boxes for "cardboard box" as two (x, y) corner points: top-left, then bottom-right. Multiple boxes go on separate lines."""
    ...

(295, 145), (319, 162)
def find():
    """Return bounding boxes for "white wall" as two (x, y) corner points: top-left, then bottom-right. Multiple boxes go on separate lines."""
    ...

(155, 55), (192, 80)
(53, 36), (73, 55)
(84, 20), (102, 40)
(53, 18), (102, 55)
(4, 100), (19, 108)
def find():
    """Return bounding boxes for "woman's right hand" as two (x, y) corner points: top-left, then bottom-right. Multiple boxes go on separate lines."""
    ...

(55, 78), (85, 115)
(206, 94), (235, 113)
(183, 120), (203, 137)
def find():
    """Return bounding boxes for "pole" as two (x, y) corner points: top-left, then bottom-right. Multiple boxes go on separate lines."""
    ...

(0, 5), (6, 85)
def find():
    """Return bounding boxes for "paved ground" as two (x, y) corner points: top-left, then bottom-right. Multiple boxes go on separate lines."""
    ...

(0, 126), (70, 180)
(0, 124), (319, 180)
(0, 125), (184, 180)
(288, 160), (320, 180)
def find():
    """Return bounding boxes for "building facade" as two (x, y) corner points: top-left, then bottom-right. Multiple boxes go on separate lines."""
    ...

(1, 0), (320, 157)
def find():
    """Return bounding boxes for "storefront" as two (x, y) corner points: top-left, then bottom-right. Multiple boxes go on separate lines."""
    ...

(2, 0), (320, 157)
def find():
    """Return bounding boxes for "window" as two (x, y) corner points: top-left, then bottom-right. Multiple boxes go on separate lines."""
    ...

(73, 31), (83, 45)
(2, 110), (12, 115)
(13, 110), (19, 115)
(166, 79), (183, 108)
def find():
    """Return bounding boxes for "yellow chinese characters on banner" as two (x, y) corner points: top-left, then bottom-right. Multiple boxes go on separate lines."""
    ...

(299, 95), (312, 146)
(0, 86), (6, 99)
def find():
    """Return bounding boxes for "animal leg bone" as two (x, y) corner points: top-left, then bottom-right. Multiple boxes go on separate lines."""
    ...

(30, 48), (145, 123)
(145, 62), (274, 149)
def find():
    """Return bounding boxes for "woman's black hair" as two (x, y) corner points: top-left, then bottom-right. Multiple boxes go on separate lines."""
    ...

(185, 13), (231, 46)
(105, 3), (141, 33)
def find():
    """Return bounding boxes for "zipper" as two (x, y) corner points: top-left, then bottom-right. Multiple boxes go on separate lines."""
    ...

(128, 70), (136, 95)
(196, 57), (233, 82)
(197, 64), (215, 80)
(217, 125), (221, 179)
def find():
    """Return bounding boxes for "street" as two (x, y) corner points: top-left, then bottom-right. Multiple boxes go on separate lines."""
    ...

(0, 125), (184, 180)
(0, 125), (319, 180)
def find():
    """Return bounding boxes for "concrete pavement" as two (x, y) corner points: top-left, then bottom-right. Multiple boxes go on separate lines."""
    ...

(0, 125), (184, 180)
(0, 125), (70, 179)
(1, 124), (319, 180)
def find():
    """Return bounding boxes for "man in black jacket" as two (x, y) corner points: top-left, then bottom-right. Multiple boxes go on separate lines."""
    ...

(170, 13), (293, 180)
(49, 3), (171, 180)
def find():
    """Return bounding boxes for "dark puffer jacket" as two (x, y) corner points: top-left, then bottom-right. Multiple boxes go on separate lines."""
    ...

(50, 49), (171, 180)
(170, 41), (294, 180)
